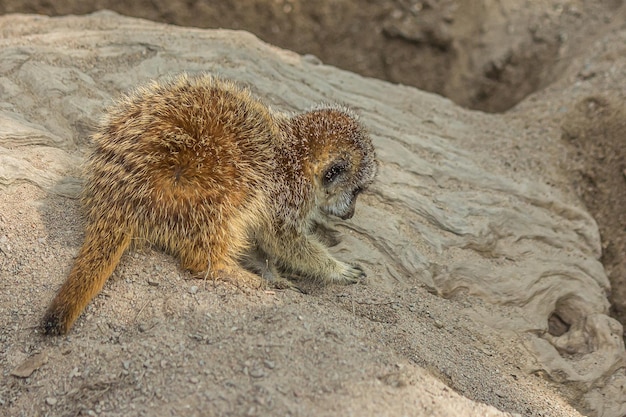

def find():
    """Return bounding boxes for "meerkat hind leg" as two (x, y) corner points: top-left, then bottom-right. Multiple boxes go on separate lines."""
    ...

(241, 246), (304, 291)
(175, 221), (243, 276)
(176, 230), (266, 288)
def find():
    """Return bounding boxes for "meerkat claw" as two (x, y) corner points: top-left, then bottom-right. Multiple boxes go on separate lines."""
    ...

(336, 263), (366, 284)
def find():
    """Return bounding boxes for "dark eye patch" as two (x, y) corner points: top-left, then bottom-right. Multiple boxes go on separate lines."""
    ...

(323, 160), (348, 186)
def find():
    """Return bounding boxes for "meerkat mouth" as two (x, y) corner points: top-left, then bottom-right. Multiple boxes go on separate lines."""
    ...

(339, 205), (355, 220)
(325, 191), (358, 220)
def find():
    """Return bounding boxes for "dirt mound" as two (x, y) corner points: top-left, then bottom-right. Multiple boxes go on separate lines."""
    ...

(562, 96), (626, 326)
(1, 0), (623, 113)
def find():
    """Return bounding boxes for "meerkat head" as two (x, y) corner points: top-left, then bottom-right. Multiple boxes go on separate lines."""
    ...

(290, 107), (377, 220)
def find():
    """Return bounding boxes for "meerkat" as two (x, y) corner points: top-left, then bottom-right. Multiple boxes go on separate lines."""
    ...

(42, 73), (377, 335)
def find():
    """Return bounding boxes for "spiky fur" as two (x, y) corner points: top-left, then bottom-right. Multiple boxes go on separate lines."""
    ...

(42, 73), (377, 335)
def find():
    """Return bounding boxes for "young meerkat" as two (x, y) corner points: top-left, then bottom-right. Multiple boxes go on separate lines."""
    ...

(42, 73), (377, 335)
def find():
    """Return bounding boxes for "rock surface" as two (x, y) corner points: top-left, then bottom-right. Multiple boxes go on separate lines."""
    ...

(0, 11), (624, 417)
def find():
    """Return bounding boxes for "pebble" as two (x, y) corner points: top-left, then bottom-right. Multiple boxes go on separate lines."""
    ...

(189, 285), (198, 294)
(68, 367), (81, 379)
(578, 66), (596, 80)
(302, 54), (322, 65)
(46, 397), (57, 405)
(249, 368), (266, 378)
(0, 235), (10, 253)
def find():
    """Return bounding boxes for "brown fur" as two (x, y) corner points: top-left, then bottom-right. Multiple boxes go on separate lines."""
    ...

(42, 73), (377, 335)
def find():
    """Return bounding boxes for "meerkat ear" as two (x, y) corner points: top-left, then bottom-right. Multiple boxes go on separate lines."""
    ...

(323, 160), (348, 186)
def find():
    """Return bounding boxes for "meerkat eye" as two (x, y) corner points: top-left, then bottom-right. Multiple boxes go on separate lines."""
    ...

(323, 161), (348, 186)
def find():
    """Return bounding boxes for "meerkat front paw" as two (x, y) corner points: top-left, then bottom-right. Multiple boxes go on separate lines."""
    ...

(270, 276), (306, 293)
(331, 262), (366, 284)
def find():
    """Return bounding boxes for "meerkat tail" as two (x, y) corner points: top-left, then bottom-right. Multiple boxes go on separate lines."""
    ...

(42, 227), (132, 335)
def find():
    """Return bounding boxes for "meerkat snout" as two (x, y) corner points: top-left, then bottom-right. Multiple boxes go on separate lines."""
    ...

(320, 159), (359, 219)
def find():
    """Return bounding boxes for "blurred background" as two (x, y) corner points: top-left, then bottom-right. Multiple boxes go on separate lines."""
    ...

(1, 0), (623, 113)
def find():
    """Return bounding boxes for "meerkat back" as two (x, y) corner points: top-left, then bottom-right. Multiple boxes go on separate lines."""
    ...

(42, 74), (281, 335)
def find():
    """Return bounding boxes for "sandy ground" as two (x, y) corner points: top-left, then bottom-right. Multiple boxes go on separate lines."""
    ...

(1, 182), (578, 416)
